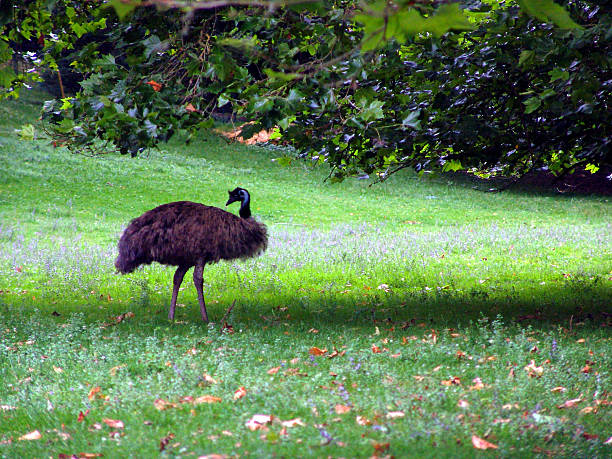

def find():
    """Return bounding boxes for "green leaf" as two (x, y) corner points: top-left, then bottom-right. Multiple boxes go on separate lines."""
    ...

(402, 110), (421, 130)
(16, 123), (35, 140)
(263, 69), (302, 82)
(0, 66), (16, 87)
(585, 163), (599, 174)
(518, 0), (582, 29)
(548, 67), (569, 82)
(360, 99), (385, 122)
(109, 0), (140, 20)
(442, 159), (462, 172)
(523, 96), (541, 114)
(60, 98), (73, 110)
(518, 50), (534, 68)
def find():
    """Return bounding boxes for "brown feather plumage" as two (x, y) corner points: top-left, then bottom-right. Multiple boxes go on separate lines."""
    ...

(115, 189), (267, 321)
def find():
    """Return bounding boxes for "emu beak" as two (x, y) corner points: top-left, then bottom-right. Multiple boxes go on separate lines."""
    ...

(226, 194), (237, 206)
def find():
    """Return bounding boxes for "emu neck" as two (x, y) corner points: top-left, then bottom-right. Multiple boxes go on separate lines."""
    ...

(239, 200), (251, 219)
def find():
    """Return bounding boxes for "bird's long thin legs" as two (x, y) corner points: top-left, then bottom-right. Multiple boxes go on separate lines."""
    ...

(169, 265), (190, 320)
(193, 263), (208, 322)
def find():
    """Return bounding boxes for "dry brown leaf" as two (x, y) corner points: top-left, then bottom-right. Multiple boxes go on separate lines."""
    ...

(193, 395), (222, 405)
(550, 386), (566, 393)
(159, 433), (175, 452)
(471, 435), (498, 450)
(154, 399), (177, 410)
(87, 386), (101, 400)
(234, 387), (247, 400)
(109, 364), (126, 376)
(185, 103), (197, 113)
(469, 377), (485, 391)
(53, 365), (63, 373)
(492, 418), (511, 424)
(557, 398), (583, 409)
(102, 418), (124, 429)
(356, 415), (371, 426)
(77, 409), (90, 422)
(580, 364), (592, 374)
(371, 344), (383, 354)
(576, 338), (586, 343)
(335, 404), (352, 414)
(309, 347), (327, 356)
(18, 430), (42, 441)
(524, 360), (544, 378)
(441, 376), (461, 386)
(267, 366), (281, 375)
(280, 418), (305, 428)
(386, 411), (405, 419)
(245, 414), (273, 431)
(457, 399), (470, 409)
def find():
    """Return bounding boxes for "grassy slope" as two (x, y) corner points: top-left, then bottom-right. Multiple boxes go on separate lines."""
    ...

(0, 91), (610, 458)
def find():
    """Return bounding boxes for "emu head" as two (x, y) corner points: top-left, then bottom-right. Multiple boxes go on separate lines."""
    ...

(226, 187), (250, 206)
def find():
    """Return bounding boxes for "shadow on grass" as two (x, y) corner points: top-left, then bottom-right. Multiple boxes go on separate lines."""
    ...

(2, 282), (610, 334)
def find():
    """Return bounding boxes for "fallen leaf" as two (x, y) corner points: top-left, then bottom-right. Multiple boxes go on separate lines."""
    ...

(102, 418), (124, 429)
(371, 344), (383, 354)
(579, 406), (596, 414)
(373, 441), (390, 453)
(524, 360), (544, 378)
(582, 432), (598, 440)
(356, 415), (371, 426)
(198, 455), (228, 459)
(457, 400), (470, 409)
(441, 376), (461, 386)
(0, 405), (16, 411)
(469, 377), (485, 390)
(309, 347), (327, 356)
(580, 364), (592, 374)
(88, 386), (101, 400)
(576, 338), (586, 343)
(160, 433), (175, 452)
(550, 386), (566, 393)
(267, 366), (281, 375)
(185, 103), (197, 113)
(386, 411), (405, 419)
(234, 387), (247, 400)
(53, 365), (63, 373)
(557, 398), (583, 409)
(77, 409), (90, 422)
(280, 418), (305, 428)
(245, 414), (273, 431)
(472, 435), (498, 450)
(334, 404), (351, 414)
(109, 364), (126, 376)
(492, 418), (511, 424)
(18, 430), (42, 441)
(193, 395), (222, 405)
(154, 399), (177, 410)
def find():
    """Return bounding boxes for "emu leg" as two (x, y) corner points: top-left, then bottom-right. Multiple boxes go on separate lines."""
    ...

(169, 265), (189, 320)
(193, 263), (208, 322)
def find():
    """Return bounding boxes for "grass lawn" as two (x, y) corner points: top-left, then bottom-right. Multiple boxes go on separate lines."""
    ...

(0, 90), (611, 458)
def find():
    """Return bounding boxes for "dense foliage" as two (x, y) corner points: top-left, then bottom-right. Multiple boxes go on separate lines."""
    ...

(2, 0), (608, 179)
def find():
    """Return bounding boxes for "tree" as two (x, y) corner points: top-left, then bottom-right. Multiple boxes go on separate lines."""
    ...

(3, 0), (604, 180)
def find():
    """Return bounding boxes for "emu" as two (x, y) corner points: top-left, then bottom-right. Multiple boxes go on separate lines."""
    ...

(115, 187), (267, 321)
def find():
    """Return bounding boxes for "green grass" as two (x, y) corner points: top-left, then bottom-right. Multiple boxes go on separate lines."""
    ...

(0, 90), (611, 458)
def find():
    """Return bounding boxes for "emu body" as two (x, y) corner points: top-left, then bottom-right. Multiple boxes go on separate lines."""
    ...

(115, 188), (267, 321)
